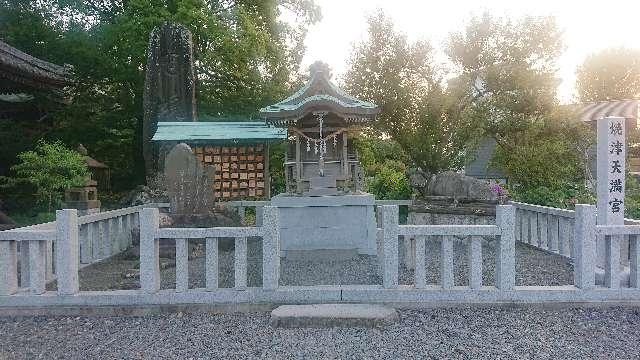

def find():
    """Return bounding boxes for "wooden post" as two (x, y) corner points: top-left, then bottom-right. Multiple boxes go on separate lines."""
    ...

(264, 142), (271, 199)
(295, 134), (301, 193)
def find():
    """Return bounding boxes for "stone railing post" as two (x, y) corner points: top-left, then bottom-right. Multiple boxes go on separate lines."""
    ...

(496, 205), (515, 290)
(574, 204), (596, 289)
(262, 206), (280, 290)
(56, 209), (79, 295)
(256, 206), (264, 227)
(0, 239), (18, 295)
(140, 208), (160, 293)
(382, 205), (399, 289)
(237, 206), (246, 225)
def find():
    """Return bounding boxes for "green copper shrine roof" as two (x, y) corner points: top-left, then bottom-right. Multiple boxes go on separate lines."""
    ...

(151, 121), (286, 144)
(259, 61), (379, 125)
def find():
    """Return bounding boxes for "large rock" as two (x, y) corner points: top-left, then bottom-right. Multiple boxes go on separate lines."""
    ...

(427, 171), (496, 200)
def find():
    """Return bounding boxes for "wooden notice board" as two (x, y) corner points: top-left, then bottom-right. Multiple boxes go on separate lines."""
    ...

(193, 143), (267, 200)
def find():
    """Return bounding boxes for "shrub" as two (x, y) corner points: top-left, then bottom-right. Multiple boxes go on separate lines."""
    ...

(366, 160), (412, 200)
(1, 140), (89, 211)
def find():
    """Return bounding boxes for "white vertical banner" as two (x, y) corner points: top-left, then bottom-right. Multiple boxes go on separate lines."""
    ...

(597, 116), (626, 226)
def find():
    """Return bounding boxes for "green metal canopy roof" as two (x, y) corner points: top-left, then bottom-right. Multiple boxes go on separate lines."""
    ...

(151, 121), (286, 144)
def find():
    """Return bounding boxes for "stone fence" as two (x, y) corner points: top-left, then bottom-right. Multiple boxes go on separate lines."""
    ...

(2, 203), (640, 308)
(511, 201), (640, 285)
(0, 203), (168, 293)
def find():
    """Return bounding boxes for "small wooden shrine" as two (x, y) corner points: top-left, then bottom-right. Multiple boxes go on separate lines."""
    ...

(260, 61), (379, 195)
(260, 62), (380, 258)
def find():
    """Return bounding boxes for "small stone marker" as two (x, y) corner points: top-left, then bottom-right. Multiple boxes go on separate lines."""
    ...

(164, 143), (215, 215)
(270, 304), (399, 328)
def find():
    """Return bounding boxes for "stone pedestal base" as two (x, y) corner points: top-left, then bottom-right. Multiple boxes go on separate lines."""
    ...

(271, 193), (377, 258)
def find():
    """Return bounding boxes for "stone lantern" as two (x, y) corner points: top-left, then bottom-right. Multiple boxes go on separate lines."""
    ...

(64, 177), (101, 216)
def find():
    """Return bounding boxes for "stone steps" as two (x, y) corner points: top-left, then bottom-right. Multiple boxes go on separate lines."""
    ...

(270, 304), (399, 328)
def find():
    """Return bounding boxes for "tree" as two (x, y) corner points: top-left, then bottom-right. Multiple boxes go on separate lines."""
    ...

(1, 140), (89, 211)
(446, 13), (562, 149)
(576, 47), (640, 102)
(344, 11), (475, 174)
(0, 0), (320, 190)
(446, 14), (592, 194)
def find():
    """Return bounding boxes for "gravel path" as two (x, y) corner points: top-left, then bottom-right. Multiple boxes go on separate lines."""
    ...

(72, 237), (574, 291)
(2, 307), (640, 359)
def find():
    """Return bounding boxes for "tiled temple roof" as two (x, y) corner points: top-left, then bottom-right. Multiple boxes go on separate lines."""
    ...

(0, 40), (73, 101)
(259, 61), (379, 126)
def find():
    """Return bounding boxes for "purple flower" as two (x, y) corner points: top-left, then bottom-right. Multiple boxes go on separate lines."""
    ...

(490, 183), (507, 197)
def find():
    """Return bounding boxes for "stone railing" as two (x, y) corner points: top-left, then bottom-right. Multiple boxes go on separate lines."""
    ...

(378, 205), (515, 290)
(510, 201), (577, 258)
(0, 203), (169, 291)
(511, 201), (640, 267)
(3, 204), (640, 308)
(139, 206), (280, 293)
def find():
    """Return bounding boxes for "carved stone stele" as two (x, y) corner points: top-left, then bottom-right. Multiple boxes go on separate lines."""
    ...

(143, 22), (197, 178)
(164, 143), (215, 215)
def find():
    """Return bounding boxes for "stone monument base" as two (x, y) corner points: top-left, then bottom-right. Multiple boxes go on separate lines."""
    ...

(271, 193), (377, 258)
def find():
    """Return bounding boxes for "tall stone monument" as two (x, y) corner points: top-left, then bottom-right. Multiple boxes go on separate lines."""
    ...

(143, 22), (197, 178)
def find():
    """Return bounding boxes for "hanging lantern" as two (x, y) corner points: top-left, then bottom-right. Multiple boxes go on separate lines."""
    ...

(333, 134), (337, 148)
(306, 138), (310, 152)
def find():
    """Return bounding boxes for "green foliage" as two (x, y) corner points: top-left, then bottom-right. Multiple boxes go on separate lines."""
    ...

(9, 211), (56, 227)
(1, 140), (89, 211)
(446, 13), (562, 144)
(355, 135), (409, 173)
(0, 0), (320, 190)
(344, 11), (475, 174)
(576, 47), (640, 102)
(492, 114), (594, 191)
(354, 136), (411, 200)
(268, 142), (287, 196)
(366, 160), (411, 200)
(625, 175), (640, 219)
(446, 14), (598, 202)
(511, 183), (595, 209)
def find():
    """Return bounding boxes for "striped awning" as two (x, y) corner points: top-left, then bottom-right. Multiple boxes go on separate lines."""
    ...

(578, 100), (639, 124)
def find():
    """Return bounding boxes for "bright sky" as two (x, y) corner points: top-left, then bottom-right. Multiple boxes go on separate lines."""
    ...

(301, 0), (640, 104)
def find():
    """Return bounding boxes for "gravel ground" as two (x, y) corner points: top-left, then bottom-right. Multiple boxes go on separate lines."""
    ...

(71, 237), (574, 291)
(2, 307), (640, 359)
